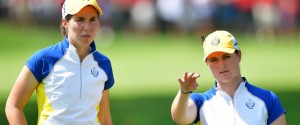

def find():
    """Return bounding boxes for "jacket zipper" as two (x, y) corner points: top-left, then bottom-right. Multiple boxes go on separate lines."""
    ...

(78, 50), (94, 99)
(224, 91), (237, 125)
(232, 99), (236, 125)
(79, 63), (82, 98)
(79, 53), (93, 99)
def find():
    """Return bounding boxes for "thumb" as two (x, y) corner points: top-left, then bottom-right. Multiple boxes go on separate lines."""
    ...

(178, 78), (184, 85)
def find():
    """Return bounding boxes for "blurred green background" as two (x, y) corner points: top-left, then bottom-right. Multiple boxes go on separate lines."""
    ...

(0, 19), (300, 125)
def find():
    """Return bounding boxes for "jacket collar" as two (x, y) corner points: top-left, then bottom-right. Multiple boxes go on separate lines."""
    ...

(62, 37), (97, 53)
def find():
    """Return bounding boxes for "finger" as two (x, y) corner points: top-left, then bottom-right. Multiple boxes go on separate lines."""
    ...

(183, 71), (188, 80)
(188, 72), (195, 80)
(192, 74), (200, 80)
(178, 78), (183, 85)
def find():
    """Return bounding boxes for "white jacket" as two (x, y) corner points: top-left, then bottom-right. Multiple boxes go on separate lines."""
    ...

(26, 38), (114, 125)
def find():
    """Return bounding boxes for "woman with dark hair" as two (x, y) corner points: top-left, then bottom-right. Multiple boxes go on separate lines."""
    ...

(6, 0), (114, 124)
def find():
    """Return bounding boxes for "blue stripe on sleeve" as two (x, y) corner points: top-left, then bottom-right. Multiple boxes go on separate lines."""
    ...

(190, 88), (216, 124)
(93, 52), (114, 90)
(26, 39), (68, 83)
(246, 83), (286, 124)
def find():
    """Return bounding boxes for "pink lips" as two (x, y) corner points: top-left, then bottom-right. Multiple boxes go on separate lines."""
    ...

(220, 70), (229, 74)
(82, 34), (91, 38)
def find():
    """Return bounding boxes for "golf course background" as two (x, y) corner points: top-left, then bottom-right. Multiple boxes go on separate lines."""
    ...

(0, 20), (300, 125)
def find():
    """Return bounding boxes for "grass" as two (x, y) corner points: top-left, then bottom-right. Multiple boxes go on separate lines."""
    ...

(0, 20), (300, 125)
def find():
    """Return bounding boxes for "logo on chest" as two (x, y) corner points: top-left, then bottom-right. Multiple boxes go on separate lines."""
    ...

(91, 67), (99, 77)
(246, 99), (255, 109)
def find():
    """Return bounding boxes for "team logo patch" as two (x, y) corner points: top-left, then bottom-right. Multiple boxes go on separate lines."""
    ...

(91, 67), (99, 77)
(246, 99), (255, 109)
(211, 37), (220, 46)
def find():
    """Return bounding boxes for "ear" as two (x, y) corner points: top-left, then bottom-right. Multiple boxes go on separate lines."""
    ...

(62, 19), (68, 28)
(237, 50), (242, 62)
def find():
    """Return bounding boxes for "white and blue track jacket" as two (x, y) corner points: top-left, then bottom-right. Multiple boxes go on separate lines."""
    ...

(26, 38), (114, 125)
(190, 77), (285, 125)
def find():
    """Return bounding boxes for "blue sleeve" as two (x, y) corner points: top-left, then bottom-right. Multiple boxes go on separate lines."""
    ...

(267, 91), (286, 125)
(103, 61), (114, 90)
(26, 51), (45, 83)
(25, 43), (65, 83)
(246, 83), (286, 125)
(26, 50), (60, 83)
(93, 52), (114, 90)
(190, 88), (216, 124)
(190, 93), (202, 124)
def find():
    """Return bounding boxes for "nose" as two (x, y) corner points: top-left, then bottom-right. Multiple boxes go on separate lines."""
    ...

(218, 59), (226, 69)
(83, 22), (92, 31)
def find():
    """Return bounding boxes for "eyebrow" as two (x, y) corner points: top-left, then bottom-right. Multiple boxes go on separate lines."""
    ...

(74, 15), (98, 19)
(223, 53), (231, 56)
(208, 53), (232, 59)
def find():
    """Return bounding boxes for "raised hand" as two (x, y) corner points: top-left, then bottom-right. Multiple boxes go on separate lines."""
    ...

(178, 71), (200, 93)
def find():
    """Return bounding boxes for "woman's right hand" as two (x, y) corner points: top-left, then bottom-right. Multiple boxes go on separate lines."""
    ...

(177, 71), (200, 93)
